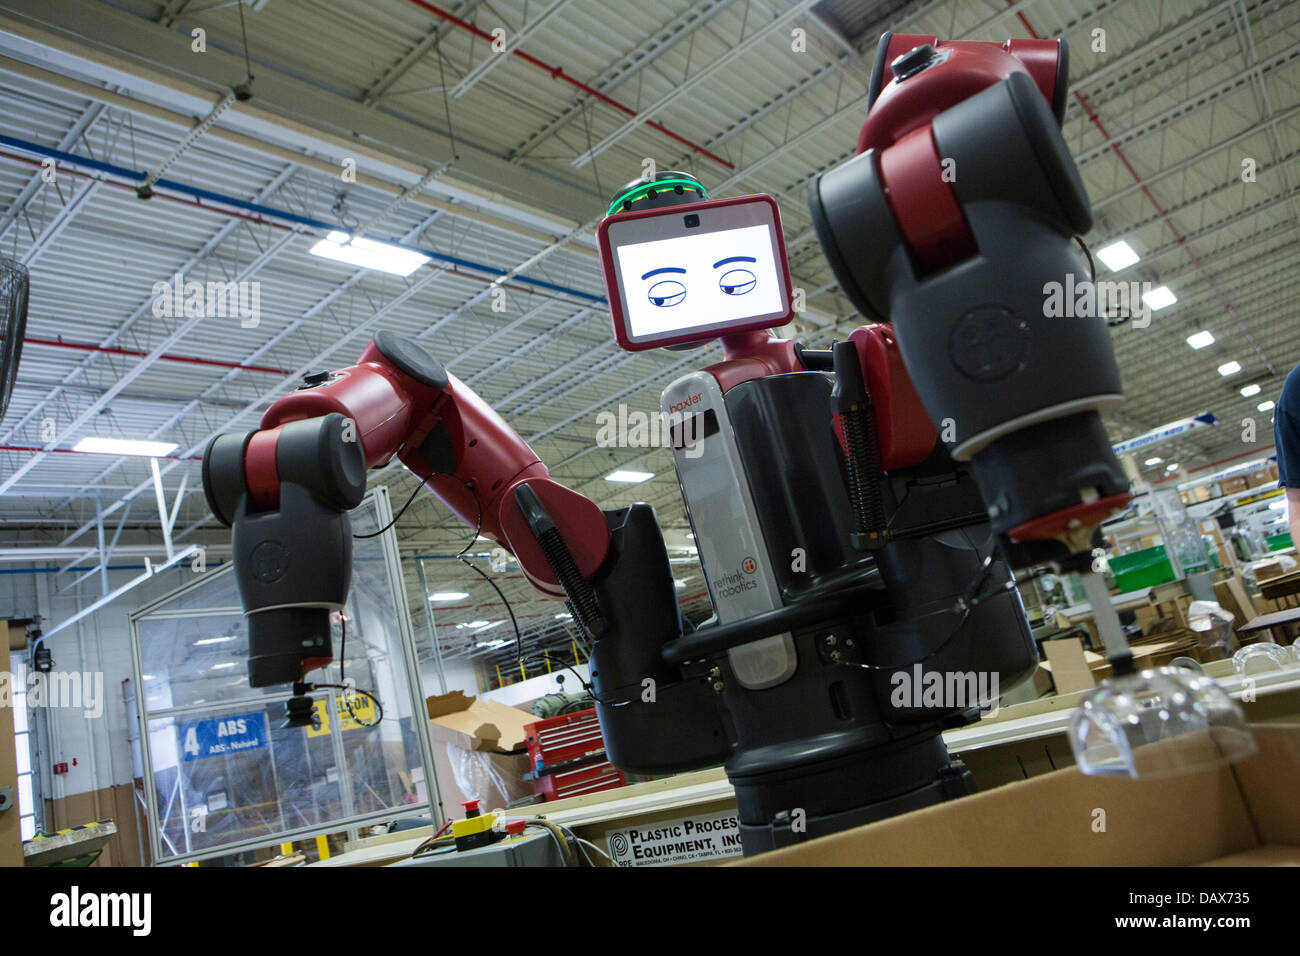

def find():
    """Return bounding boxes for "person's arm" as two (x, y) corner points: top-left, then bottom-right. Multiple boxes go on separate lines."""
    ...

(1289, 487), (1300, 550)
(1273, 366), (1300, 547)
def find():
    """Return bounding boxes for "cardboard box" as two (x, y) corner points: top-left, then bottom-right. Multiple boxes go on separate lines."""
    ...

(739, 725), (1300, 866)
(426, 691), (536, 815)
(1213, 576), (1258, 630)
(1254, 561), (1285, 584)
(1220, 476), (1250, 495)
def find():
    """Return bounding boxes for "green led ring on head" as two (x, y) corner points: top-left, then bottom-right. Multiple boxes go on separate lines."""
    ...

(605, 178), (707, 217)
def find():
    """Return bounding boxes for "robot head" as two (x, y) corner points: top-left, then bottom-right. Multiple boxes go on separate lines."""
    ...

(598, 172), (795, 352)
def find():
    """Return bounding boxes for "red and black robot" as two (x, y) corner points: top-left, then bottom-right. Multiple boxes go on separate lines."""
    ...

(203, 33), (1131, 855)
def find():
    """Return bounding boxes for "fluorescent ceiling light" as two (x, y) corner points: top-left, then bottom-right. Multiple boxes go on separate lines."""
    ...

(674, 579), (687, 589)
(428, 592), (468, 602)
(194, 636), (235, 646)
(1166, 463), (1179, 472)
(476, 639), (510, 649)
(309, 231), (430, 277)
(1217, 361), (1242, 377)
(1144, 457), (1162, 466)
(1186, 330), (1215, 350)
(1096, 240), (1139, 272)
(606, 470), (654, 483)
(210, 662), (238, 670)
(73, 437), (178, 458)
(555, 612), (572, 620)
(1142, 286), (1177, 310)
(1258, 400), (1275, 412)
(1240, 384), (1261, 397)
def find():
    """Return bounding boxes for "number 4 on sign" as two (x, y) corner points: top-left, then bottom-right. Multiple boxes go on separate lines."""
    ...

(184, 726), (200, 757)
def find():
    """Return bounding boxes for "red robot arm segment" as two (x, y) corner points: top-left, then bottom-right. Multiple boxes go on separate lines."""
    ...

(247, 334), (609, 595)
(203, 332), (612, 688)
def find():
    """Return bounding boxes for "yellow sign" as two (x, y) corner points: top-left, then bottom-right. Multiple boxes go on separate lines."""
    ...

(305, 693), (377, 737)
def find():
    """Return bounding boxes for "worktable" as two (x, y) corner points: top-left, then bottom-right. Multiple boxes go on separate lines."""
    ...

(315, 660), (1300, 867)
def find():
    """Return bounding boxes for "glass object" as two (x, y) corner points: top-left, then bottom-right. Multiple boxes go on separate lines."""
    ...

(1232, 642), (1291, 676)
(1069, 667), (1255, 778)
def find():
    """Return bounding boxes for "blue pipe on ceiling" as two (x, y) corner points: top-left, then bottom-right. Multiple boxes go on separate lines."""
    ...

(0, 132), (607, 305)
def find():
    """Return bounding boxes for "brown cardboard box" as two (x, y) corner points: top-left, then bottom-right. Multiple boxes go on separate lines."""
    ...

(1220, 476), (1250, 495)
(738, 725), (1300, 866)
(1213, 576), (1258, 630)
(1255, 561), (1285, 584)
(426, 691), (536, 815)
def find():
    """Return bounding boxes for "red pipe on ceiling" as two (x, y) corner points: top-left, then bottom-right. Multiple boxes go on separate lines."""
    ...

(23, 337), (290, 375)
(1011, 5), (1277, 382)
(403, 0), (736, 169)
(0, 444), (202, 461)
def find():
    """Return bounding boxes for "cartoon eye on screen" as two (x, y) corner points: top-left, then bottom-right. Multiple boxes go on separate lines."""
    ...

(598, 194), (794, 351)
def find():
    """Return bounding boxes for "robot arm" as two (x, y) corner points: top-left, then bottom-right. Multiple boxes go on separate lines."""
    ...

(202, 331), (611, 690)
(810, 33), (1132, 573)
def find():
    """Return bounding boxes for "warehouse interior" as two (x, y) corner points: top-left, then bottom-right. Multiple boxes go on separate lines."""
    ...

(0, 0), (1298, 874)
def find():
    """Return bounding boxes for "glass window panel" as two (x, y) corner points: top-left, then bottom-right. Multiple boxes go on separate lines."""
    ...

(133, 493), (433, 861)
(15, 732), (30, 775)
(20, 815), (35, 841)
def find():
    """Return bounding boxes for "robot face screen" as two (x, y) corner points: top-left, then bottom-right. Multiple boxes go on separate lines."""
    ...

(599, 195), (792, 350)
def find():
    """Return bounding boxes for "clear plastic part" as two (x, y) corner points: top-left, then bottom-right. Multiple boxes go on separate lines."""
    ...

(1069, 667), (1256, 778)
(1232, 642), (1294, 676)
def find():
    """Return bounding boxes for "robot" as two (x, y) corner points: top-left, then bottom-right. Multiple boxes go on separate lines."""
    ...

(201, 33), (1132, 855)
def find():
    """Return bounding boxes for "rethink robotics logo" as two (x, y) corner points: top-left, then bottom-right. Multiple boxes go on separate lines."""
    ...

(1041, 273), (1155, 329)
(889, 665), (1000, 718)
(151, 270), (261, 328)
(712, 556), (758, 599)
(595, 396), (705, 459)
(0, 669), (104, 719)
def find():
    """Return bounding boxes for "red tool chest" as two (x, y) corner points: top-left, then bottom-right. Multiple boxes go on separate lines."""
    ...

(523, 708), (626, 801)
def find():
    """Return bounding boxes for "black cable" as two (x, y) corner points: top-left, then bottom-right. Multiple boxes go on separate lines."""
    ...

(453, 479), (524, 670)
(837, 528), (1043, 673)
(1075, 234), (1096, 284)
(354, 480), (426, 539)
(310, 616), (384, 727)
(236, 0), (254, 86)
(1075, 234), (1136, 328)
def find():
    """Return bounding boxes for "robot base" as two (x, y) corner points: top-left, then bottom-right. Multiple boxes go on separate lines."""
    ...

(729, 731), (974, 856)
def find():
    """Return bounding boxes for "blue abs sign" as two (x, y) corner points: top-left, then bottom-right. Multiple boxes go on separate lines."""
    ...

(179, 712), (268, 761)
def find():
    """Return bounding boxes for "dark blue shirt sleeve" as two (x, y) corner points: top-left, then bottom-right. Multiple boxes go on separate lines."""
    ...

(1275, 365), (1300, 488)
